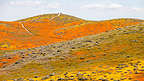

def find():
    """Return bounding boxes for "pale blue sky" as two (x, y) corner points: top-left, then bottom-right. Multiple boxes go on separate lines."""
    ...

(0, 0), (144, 21)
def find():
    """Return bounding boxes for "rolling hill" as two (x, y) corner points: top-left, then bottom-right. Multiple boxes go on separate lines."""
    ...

(0, 14), (144, 81)
(17, 13), (86, 25)
(0, 14), (143, 50)
(0, 23), (144, 81)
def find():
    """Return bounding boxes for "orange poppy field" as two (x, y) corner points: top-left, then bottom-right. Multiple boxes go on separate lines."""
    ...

(0, 14), (144, 81)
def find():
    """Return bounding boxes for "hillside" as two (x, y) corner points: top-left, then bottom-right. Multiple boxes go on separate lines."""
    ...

(17, 13), (86, 25)
(1, 23), (144, 81)
(0, 14), (143, 50)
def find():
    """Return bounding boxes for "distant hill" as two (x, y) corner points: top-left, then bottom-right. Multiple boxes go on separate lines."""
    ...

(17, 13), (86, 25)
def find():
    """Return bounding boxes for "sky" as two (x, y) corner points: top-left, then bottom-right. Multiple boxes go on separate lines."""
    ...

(0, 0), (144, 21)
